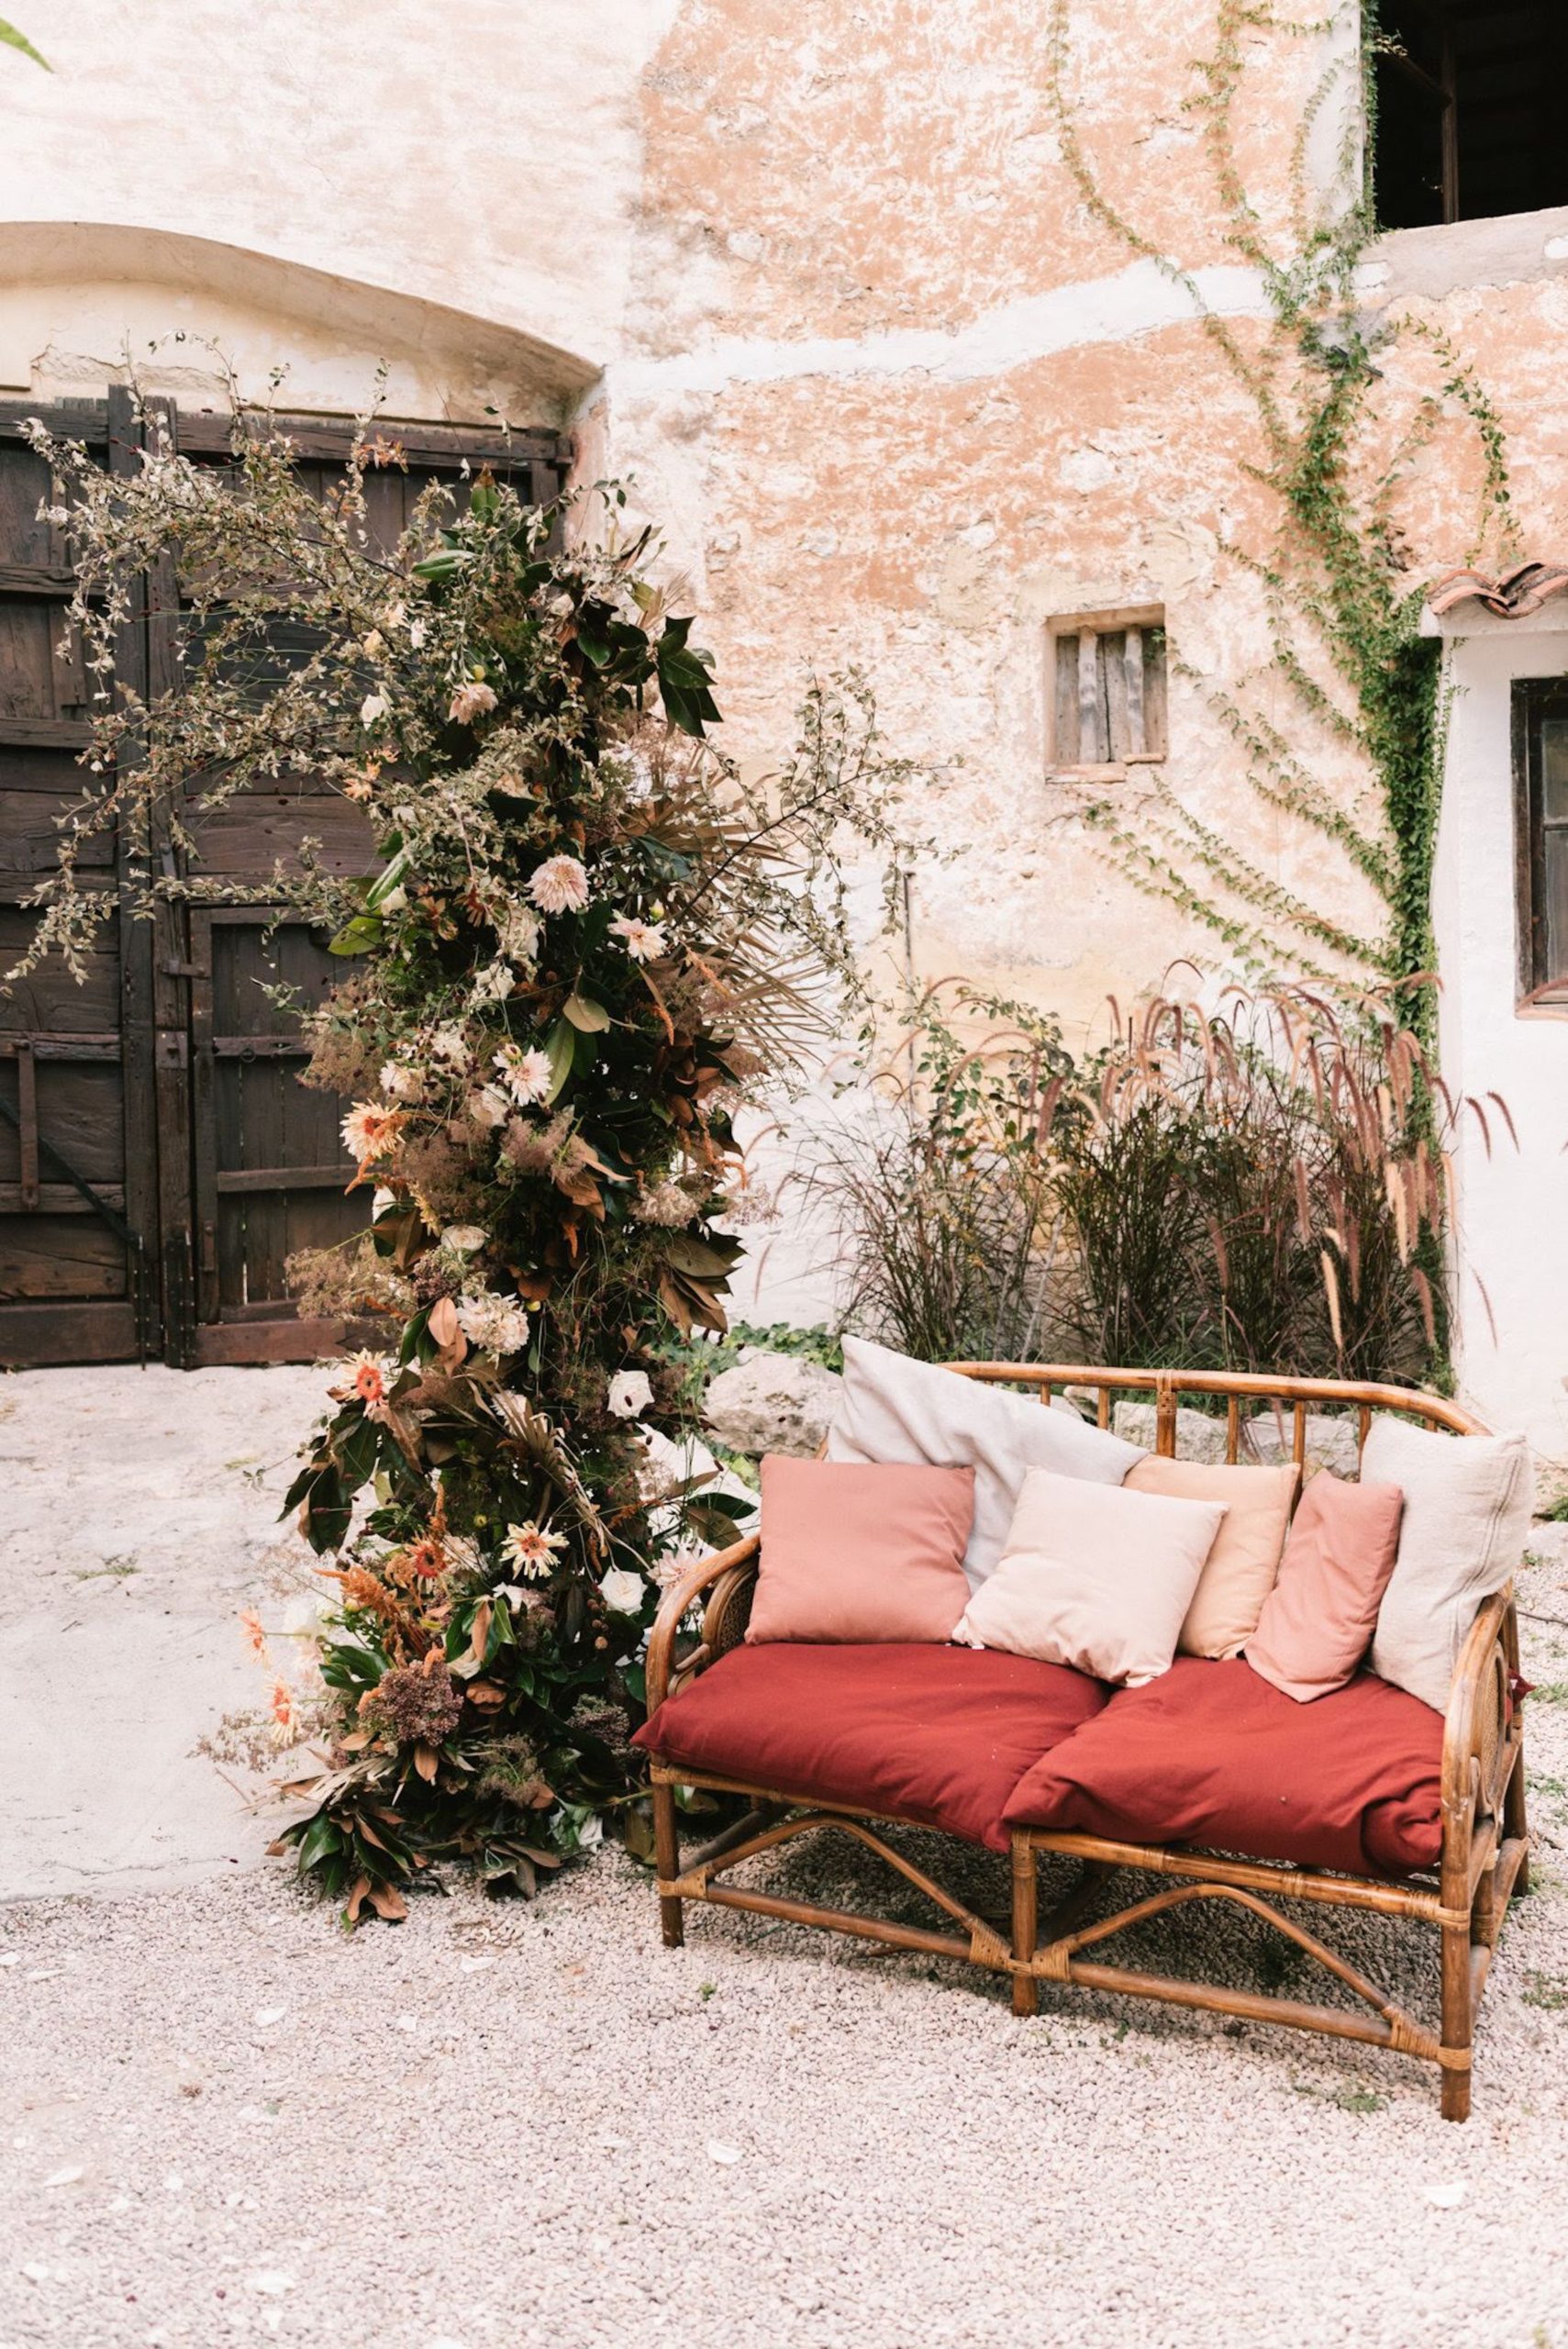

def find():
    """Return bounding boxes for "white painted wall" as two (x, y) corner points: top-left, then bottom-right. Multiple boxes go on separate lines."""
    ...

(1431, 611), (1568, 1477)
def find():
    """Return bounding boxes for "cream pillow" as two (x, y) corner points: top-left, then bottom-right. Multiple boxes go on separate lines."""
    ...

(1124, 1456), (1299, 1659)
(1365, 1418), (1534, 1714)
(951, 1466), (1226, 1687)
(827, 1335), (1146, 1587)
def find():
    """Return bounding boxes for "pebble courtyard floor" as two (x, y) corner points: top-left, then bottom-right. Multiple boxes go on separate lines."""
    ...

(3, 1365), (1568, 2349)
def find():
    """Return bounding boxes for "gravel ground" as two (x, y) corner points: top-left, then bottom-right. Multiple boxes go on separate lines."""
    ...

(4, 1367), (1568, 2348)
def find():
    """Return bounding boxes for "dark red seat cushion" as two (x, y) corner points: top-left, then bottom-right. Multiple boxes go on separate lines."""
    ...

(634, 1643), (1108, 1853)
(1002, 1656), (1445, 1878)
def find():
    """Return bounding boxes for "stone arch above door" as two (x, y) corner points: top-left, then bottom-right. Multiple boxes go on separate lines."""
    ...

(0, 221), (599, 428)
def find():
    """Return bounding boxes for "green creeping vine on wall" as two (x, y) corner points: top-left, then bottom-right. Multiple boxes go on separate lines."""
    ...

(1045, 0), (1517, 1051)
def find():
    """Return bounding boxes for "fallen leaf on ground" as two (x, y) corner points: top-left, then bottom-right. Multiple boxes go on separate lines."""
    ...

(42, 2165), (83, 2188)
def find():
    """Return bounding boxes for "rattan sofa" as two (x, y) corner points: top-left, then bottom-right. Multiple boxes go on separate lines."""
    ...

(637, 1365), (1529, 2121)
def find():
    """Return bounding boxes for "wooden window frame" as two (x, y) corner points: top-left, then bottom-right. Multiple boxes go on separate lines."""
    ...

(1512, 674), (1568, 1015)
(1046, 604), (1168, 784)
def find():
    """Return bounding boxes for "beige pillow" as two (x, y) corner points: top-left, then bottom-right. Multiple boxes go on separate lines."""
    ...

(1365, 1417), (1534, 1714)
(1124, 1456), (1299, 1658)
(952, 1466), (1226, 1687)
(826, 1334), (1146, 1587)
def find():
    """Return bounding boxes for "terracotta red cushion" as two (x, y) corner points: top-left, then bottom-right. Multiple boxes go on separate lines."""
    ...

(1002, 1655), (1444, 1878)
(634, 1642), (1108, 1853)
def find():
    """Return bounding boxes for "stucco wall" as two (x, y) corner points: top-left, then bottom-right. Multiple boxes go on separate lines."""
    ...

(2, 3), (1564, 1453)
(1431, 612), (1568, 1475)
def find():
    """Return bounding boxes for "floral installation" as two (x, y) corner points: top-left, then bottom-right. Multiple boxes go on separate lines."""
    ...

(21, 394), (923, 1920)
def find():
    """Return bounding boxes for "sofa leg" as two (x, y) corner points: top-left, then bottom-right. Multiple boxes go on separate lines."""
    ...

(1011, 1838), (1038, 2018)
(1440, 1921), (1472, 2121)
(652, 1779), (684, 1950)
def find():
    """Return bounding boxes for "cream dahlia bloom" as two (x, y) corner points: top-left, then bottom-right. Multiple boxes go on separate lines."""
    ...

(456, 1289), (531, 1356)
(528, 854), (591, 915)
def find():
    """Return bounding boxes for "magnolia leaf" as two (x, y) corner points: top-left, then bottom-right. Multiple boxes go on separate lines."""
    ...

(663, 1232), (743, 1277)
(412, 1744), (439, 1785)
(327, 913), (384, 957)
(365, 1881), (409, 1921)
(542, 1018), (576, 1104)
(562, 992), (610, 1033)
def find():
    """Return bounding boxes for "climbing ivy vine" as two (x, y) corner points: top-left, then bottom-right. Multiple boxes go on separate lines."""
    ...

(1046, 0), (1516, 1048)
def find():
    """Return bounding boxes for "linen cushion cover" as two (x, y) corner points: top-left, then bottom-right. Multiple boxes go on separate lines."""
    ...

(951, 1466), (1226, 1687)
(632, 1642), (1110, 1853)
(745, 1455), (974, 1645)
(1003, 1655), (1445, 1877)
(1364, 1417), (1535, 1714)
(1246, 1471), (1404, 1702)
(826, 1334), (1146, 1586)
(1123, 1455), (1299, 1659)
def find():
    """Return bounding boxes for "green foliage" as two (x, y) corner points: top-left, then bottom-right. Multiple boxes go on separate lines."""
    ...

(1047, 0), (1514, 1053)
(27, 394), (923, 1921)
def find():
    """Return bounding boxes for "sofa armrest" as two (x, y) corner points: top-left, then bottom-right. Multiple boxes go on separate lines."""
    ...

(1440, 1585), (1523, 1898)
(644, 1531), (761, 1717)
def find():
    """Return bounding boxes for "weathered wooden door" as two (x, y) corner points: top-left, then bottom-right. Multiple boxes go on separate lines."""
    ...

(0, 393), (564, 1367)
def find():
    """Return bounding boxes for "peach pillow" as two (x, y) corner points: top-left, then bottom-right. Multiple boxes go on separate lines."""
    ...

(1247, 1472), (1404, 1702)
(746, 1456), (974, 1644)
(1124, 1455), (1299, 1659)
(952, 1467), (1226, 1687)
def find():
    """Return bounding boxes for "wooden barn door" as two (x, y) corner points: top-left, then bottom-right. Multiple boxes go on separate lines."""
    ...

(0, 394), (564, 1368)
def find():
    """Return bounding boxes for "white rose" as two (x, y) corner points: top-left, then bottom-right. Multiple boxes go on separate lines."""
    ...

(599, 1567), (647, 1615)
(606, 1370), (655, 1419)
(440, 1224), (488, 1254)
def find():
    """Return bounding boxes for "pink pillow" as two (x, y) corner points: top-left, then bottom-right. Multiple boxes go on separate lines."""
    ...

(1245, 1472), (1404, 1703)
(746, 1456), (975, 1644)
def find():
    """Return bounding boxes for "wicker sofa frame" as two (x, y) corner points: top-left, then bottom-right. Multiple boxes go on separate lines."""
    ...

(643, 1365), (1529, 2121)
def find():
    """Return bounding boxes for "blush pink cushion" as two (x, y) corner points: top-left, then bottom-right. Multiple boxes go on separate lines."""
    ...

(1246, 1472), (1405, 1702)
(745, 1456), (975, 1644)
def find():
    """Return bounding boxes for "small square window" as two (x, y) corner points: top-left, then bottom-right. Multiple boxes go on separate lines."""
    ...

(1048, 607), (1168, 780)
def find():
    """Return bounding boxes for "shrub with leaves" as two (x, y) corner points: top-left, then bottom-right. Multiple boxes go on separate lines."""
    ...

(22, 399), (920, 1919)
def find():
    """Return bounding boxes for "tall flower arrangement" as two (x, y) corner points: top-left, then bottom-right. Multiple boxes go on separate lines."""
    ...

(21, 405), (919, 1918)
